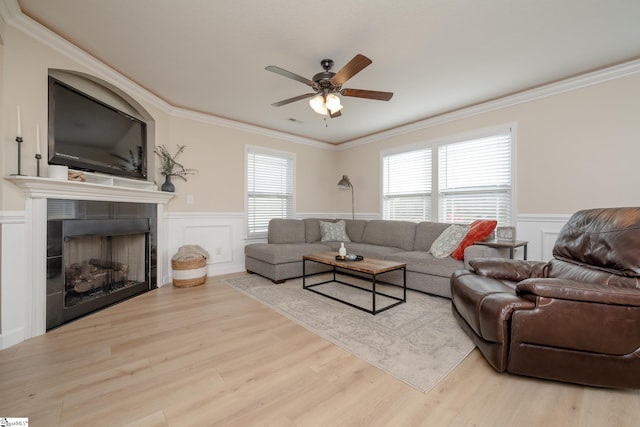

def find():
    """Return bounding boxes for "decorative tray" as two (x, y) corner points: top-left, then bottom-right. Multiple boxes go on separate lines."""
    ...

(335, 254), (364, 261)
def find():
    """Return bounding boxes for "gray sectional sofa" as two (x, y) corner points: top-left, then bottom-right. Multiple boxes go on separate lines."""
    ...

(244, 218), (505, 298)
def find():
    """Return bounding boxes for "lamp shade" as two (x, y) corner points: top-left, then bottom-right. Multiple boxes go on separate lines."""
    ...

(309, 93), (343, 115)
(337, 175), (355, 219)
(309, 94), (327, 115)
(337, 175), (352, 189)
(325, 93), (343, 114)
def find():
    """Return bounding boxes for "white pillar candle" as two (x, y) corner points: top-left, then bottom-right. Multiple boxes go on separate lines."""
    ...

(17, 105), (22, 138)
(36, 124), (41, 154)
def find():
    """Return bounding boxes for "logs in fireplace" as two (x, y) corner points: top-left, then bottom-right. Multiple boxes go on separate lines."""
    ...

(63, 256), (142, 309)
(67, 258), (129, 293)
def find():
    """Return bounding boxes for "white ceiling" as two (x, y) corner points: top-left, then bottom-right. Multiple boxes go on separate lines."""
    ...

(16, 0), (640, 145)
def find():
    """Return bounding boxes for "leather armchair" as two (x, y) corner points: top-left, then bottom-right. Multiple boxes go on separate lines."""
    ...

(451, 207), (640, 388)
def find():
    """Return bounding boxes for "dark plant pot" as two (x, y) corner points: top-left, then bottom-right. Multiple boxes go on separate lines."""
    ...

(161, 175), (175, 192)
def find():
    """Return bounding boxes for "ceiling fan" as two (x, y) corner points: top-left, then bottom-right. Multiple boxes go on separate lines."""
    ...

(265, 54), (393, 118)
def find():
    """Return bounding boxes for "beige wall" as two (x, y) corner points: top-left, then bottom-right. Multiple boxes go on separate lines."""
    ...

(0, 23), (339, 214)
(2, 19), (640, 217)
(337, 73), (640, 216)
(2, 25), (52, 209)
(166, 115), (339, 213)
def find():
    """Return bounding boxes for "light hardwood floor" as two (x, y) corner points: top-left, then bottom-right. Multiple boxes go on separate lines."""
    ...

(1, 273), (638, 426)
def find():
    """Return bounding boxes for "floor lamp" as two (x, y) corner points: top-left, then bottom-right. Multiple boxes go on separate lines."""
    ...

(337, 175), (355, 220)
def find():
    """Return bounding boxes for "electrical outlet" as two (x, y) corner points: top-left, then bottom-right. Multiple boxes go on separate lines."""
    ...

(187, 195), (194, 205)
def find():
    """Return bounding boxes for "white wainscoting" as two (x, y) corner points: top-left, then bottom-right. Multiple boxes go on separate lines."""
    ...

(0, 211), (27, 349)
(516, 214), (571, 261)
(164, 212), (246, 285)
(0, 209), (571, 349)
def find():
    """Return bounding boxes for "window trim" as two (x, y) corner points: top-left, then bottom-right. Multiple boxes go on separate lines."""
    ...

(380, 123), (517, 225)
(245, 145), (296, 239)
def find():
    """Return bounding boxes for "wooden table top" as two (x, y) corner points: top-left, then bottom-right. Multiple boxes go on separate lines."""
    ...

(303, 252), (406, 275)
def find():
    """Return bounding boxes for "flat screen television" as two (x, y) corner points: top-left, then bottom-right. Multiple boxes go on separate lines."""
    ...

(48, 76), (147, 180)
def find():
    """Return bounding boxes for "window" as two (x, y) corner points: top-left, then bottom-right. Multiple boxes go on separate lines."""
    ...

(382, 128), (513, 225)
(438, 133), (512, 224)
(382, 149), (432, 222)
(246, 146), (295, 237)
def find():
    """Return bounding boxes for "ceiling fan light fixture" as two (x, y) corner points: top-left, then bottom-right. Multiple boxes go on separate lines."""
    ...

(326, 93), (343, 114)
(309, 94), (327, 115)
(267, 54), (393, 118)
(309, 93), (343, 115)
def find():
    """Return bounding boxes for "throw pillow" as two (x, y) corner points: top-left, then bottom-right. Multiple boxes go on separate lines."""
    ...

(319, 220), (351, 242)
(450, 219), (498, 260)
(430, 224), (470, 258)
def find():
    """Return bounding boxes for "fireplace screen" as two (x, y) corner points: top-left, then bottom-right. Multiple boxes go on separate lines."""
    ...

(64, 233), (146, 308)
(47, 201), (157, 331)
(46, 216), (152, 330)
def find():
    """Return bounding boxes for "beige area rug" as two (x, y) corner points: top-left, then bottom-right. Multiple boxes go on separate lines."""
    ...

(224, 273), (475, 393)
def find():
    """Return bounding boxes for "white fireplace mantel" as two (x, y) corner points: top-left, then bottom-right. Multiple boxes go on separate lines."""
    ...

(7, 175), (175, 204)
(6, 175), (174, 342)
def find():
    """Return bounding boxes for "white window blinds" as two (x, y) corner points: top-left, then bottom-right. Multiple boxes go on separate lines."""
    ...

(246, 147), (295, 237)
(383, 148), (432, 221)
(382, 129), (513, 225)
(438, 132), (512, 225)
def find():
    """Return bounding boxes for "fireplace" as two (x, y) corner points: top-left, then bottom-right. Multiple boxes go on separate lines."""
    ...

(6, 175), (173, 345)
(46, 200), (157, 330)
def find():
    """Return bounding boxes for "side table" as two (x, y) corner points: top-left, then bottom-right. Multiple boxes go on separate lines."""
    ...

(474, 239), (529, 260)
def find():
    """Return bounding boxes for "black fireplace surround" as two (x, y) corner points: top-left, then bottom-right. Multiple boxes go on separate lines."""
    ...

(46, 199), (157, 330)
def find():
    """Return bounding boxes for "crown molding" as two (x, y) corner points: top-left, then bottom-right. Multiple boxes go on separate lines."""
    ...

(0, 1), (332, 150)
(0, 1), (171, 114)
(169, 107), (335, 150)
(2, 1), (639, 152)
(339, 58), (640, 150)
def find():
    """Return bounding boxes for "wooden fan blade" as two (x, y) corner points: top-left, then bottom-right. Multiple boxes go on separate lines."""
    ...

(331, 54), (372, 86)
(265, 65), (315, 87)
(330, 110), (342, 119)
(271, 93), (317, 107)
(341, 88), (393, 101)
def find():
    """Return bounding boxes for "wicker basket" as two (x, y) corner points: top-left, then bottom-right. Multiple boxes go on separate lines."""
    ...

(171, 256), (207, 287)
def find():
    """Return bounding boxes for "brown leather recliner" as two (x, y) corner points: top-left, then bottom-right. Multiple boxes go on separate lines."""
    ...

(451, 207), (640, 388)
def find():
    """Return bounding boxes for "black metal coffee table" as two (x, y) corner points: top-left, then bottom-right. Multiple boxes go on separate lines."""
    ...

(302, 252), (406, 315)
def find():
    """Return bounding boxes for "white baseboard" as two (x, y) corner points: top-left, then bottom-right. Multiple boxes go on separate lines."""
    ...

(0, 327), (25, 350)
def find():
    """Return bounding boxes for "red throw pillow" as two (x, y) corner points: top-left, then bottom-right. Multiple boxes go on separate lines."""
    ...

(450, 219), (497, 260)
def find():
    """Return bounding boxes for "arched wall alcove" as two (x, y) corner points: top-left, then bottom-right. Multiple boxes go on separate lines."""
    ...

(48, 69), (156, 181)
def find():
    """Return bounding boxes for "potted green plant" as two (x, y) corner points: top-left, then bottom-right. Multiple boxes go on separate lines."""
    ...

(154, 144), (197, 192)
